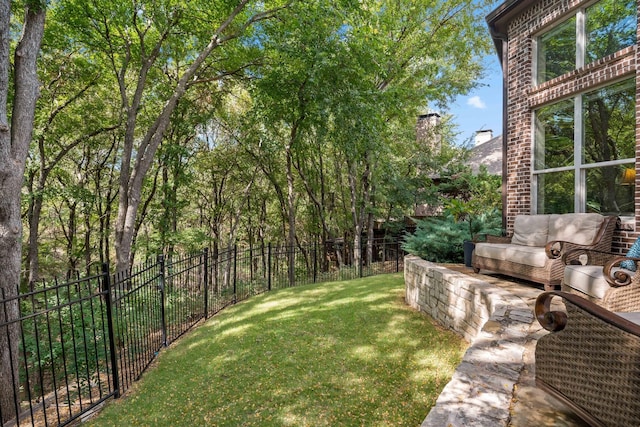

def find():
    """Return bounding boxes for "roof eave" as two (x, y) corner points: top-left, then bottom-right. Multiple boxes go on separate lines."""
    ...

(486, 0), (539, 62)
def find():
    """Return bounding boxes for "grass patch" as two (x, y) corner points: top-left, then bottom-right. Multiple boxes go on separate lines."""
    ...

(87, 273), (467, 426)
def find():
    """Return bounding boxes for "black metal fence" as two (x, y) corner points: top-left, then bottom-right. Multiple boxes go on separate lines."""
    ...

(0, 238), (404, 427)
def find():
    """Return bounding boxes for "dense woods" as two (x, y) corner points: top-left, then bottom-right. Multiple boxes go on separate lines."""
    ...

(8, 0), (496, 282)
(1, 1), (495, 421)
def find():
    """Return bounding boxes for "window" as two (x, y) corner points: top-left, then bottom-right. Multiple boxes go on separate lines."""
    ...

(534, 79), (635, 215)
(536, 0), (636, 85)
(586, 0), (636, 63)
(536, 17), (576, 85)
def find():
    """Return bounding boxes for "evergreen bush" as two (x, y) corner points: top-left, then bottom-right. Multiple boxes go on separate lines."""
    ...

(403, 209), (502, 263)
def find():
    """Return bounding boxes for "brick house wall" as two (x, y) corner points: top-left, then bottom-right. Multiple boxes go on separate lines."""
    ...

(488, 0), (639, 253)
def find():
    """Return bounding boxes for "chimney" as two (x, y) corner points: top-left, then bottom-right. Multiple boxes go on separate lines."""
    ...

(474, 129), (493, 146)
(416, 113), (441, 151)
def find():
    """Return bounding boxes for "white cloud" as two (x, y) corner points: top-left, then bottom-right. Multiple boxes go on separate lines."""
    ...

(467, 96), (486, 109)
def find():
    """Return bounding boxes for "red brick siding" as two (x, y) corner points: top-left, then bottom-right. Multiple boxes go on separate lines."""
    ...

(502, 0), (640, 252)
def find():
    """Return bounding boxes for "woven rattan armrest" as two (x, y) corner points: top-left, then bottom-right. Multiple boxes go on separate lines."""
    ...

(561, 248), (621, 266)
(545, 216), (619, 259)
(536, 291), (640, 333)
(545, 240), (595, 259)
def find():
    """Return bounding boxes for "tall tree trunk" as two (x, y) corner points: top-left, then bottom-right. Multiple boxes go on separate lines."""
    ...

(286, 143), (296, 286)
(84, 207), (92, 276)
(0, 4), (46, 423)
(113, 1), (285, 273)
(24, 169), (37, 285)
(367, 186), (376, 266)
(64, 200), (78, 279)
(367, 211), (374, 266)
(347, 155), (371, 277)
(27, 188), (43, 283)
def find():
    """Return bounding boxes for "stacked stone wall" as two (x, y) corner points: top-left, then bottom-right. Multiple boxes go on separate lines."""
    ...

(405, 256), (500, 342)
(404, 255), (535, 426)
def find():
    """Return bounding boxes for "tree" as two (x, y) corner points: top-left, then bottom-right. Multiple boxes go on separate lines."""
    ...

(328, 0), (494, 273)
(0, 2), (46, 423)
(247, 0), (341, 283)
(54, 0), (289, 272)
(24, 50), (119, 283)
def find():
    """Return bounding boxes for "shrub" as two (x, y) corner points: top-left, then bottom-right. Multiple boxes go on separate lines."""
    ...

(403, 209), (502, 263)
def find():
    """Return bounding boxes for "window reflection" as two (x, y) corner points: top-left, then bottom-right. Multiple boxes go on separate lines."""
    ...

(534, 99), (575, 170)
(586, 165), (634, 215)
(537, 170), (575, 214)
(536, 0), (637, 85)
(537, 16), (576, 84)
(586, 0), (636, 62)
(583, 79), (635, 164)
(533, 78), (635, 214)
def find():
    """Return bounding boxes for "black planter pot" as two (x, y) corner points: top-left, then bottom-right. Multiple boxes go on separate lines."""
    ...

(463, 240), (475, 267)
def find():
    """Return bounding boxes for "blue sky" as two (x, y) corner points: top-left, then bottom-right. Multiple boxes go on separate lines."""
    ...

(447, 53), (503, 146)
(443, 0), (504, 146)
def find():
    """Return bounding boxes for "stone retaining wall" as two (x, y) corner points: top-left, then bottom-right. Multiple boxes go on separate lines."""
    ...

(404, 255), (534, 426)
(404, 255), (505, 342)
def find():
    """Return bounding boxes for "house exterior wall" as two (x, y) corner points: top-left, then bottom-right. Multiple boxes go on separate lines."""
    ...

(497, 0), (639, 252)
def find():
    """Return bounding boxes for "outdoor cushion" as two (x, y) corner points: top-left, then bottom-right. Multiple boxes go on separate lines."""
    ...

(621, 237), (640, 271)
(504, 245), (548, 268)
(547, 213), (603, 245)
(474, 241), (547, 268)
(511, 215), (550, 247)
(474, 243), (510, 260)
(563, 264), (632, 299)
(616, 312), (640, 325)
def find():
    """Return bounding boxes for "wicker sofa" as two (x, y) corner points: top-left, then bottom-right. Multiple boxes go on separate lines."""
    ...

(535, 291), (640, 427)
(561, 248), (640, 312)
(472, 213), (617, 290)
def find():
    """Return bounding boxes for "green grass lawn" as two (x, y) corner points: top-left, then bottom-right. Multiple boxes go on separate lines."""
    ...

(87, 273), (467, 427)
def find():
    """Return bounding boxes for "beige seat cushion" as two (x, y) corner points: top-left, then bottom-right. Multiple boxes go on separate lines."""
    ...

(504, 245), (548, 267)
(547, 213), (603, 245)
(475, 243), (548, 267)
(474, 243), (510, 260)
(511, 215), (550, 247)
(563, 264), (631, 299)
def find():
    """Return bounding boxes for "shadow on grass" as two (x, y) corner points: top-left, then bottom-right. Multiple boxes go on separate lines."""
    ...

(87, 273), (467, 427)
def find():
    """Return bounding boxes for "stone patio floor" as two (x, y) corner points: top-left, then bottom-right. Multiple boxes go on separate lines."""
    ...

(439, 264), (590, 427)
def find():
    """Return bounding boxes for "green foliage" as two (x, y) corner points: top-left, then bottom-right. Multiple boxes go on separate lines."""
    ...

(403, 209), (502, 263)
(19, 284), (108, 396)
(404, 164), (503, 263)
(21, 0), (499, 279)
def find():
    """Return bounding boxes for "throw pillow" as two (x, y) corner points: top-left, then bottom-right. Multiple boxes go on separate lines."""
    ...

(621, 237), (640, 271)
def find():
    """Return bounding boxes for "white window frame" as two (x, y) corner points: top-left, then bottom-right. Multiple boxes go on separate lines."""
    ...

(534, 0), (636, 85)
(531, 80), (636, 215)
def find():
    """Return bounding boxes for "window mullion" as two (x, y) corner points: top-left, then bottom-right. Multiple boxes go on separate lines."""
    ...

(576, 9), (585, 69)
(575, 95), (584, 213)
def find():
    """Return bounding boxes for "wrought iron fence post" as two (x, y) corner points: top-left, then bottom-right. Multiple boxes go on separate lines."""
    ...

(267, 243), (272, 291)
(203, 248), (209, 319)
(101, 263), (120, 398)
(396, 241), (400, 272)
(233, 245), (238, 304)
(158, 255), (167, 347)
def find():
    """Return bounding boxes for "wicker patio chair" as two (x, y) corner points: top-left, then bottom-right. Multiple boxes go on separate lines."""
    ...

(535, 291), (640, 427)
(472, 214), (618, 291)
(561, 248), (640, 312)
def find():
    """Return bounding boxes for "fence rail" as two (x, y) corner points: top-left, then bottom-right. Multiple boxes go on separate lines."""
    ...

(0, 238), (404, 427)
